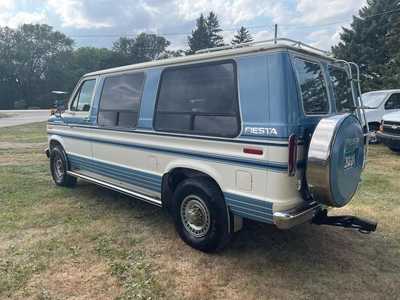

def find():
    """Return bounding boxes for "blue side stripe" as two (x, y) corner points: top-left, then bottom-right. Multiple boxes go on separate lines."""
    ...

(67, 154), (274, 224)
(47, 121), (295, 147)
(68, 154), (162, 192)
(69, 155), (161, 183)
(230, 208), (273, 223)
(224, 192), (273, 224)
(69, 159), (161, 191)
(50, 131), (290, 172)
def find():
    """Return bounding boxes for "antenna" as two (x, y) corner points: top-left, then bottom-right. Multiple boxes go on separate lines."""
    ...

(274, 24), (278, 44)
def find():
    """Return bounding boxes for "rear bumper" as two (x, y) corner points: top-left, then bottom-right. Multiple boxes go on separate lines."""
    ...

(273, 202), (322, 229)
(376, 131), (400, 149)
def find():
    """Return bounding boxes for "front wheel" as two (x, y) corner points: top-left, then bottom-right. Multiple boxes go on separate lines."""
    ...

(172, 177), (231, 252)
(50, 146), (77, 187)
(389, 147), (400, 153)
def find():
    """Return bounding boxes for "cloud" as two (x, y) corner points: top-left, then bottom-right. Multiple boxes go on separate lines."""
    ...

(46, 0), (112, 28)
(0, 0), (367, 49)
(295, 0), (366, 25)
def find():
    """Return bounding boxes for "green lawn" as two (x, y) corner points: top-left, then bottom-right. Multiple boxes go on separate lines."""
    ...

(0, 123), (399, 299)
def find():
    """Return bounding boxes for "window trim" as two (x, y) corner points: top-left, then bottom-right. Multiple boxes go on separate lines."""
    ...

(384, 93), (400, 110)
(96, 71), (147, 129)
(68, 77), (97, 115)
(328, 64), (354, 113)
(293, 57), (331, 116)
(153, 59), (241, 138)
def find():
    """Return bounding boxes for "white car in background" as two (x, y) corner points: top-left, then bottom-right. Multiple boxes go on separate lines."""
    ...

(377, 111), (400, 153)
(362, 89), (400, 142)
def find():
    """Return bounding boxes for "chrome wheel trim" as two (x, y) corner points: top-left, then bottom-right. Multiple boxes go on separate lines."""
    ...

(180, 195), (211, 238)
(54, 153), (64, 180)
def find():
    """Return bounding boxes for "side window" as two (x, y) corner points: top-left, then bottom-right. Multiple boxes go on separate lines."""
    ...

(328, 66), (354, 113)
(154, 61), (240, 137)
(98, 72), (145, 128)
(70, 79), (96, 112)
(385, 93), (400, 110)
(294, 58), (330, 115)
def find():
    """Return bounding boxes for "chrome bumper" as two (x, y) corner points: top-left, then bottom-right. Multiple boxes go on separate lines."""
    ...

(273, 202), (321, 229)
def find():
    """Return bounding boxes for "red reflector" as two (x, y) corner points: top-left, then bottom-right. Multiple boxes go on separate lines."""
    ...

(243, 148), (263, 155)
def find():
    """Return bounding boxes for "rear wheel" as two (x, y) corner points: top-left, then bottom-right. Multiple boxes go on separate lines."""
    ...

(389, 147), (400, 153)
(368, 123), (380, 144)
(172, 177), (231, 252)
(50, 146), (77, 187)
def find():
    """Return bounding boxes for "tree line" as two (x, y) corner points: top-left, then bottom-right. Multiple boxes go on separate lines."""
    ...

(1, 0), (399, 109)
(0, 11), (253, 109)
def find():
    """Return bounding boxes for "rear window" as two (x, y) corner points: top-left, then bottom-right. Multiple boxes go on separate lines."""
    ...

(328, 66), (354, 113)
(98, 72), (145, 128)
(294, 58), (330, 115)
(154, 61), (240, 137)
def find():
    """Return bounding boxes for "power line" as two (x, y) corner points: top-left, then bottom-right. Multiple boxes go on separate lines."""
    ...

(280, 7), (400, 29)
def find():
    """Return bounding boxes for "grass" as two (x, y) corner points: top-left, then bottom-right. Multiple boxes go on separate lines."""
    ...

(0, 122), (399, 299)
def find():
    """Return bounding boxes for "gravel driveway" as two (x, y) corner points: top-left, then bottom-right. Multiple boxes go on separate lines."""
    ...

(0, 110), (50, 128)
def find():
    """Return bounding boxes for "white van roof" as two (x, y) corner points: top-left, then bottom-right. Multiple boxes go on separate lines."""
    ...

(85, 38), (335, 77)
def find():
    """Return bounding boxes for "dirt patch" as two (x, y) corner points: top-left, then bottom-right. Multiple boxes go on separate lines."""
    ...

(18, 261), (122, 299)
(0, 113), (15, 119)
(0, 142), (47, 150)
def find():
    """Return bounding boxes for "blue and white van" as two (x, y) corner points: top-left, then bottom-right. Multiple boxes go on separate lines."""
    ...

(46, 39), (377, 252)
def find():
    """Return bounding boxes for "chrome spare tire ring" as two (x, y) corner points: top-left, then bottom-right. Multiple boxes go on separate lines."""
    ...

(180, 195), (211, 238)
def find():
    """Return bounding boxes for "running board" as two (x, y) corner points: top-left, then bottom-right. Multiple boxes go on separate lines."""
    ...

(67, 171), (162, 207)
(312, 209), (377, 233)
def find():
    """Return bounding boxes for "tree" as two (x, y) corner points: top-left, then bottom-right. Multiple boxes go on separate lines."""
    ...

(113, 33), (170, 64)
(332, 0), (400, 91)
(0, 24), (73, 109)
(187, 12), (225, 53)
(206, 12), (224, 47)
(232, 26), (254, 45)
(0, 27), (18, 109)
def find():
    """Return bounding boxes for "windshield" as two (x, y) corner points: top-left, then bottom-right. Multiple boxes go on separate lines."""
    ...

(362, 92), (388, 108)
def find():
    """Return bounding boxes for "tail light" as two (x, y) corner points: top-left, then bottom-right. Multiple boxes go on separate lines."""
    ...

(288, 134), (298, 177)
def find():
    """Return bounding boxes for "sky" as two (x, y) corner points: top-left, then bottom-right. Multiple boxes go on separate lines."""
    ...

(0, 0), (367, 51)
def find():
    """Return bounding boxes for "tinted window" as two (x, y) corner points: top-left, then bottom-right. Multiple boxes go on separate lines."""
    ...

(98, 73), (145, 128)
(328, 66), (354, 113)
(385, 93), (400, 110)
(70, 79), (96, 112)
(294, 58), (330, 115)
(154, 62), (240, 137)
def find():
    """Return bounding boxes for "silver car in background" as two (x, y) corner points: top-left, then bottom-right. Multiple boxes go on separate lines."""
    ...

(362, 89), (400, 142)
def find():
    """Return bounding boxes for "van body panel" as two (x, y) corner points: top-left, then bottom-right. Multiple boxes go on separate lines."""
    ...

(48, 46), (346, 226)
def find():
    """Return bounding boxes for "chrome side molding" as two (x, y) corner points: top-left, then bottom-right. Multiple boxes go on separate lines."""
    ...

(67, 171), (162, 207)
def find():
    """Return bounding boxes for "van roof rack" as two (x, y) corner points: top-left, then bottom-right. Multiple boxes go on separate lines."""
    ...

(195, 37), (332, 57)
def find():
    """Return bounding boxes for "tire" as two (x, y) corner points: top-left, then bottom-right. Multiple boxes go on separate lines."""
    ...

(172, 177), (231, 252)
(389, 147), (400, 153)
(368, 124), (381, 144)
(50, 146), (77, 187)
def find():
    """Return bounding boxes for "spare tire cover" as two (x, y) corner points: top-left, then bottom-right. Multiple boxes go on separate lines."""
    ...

(306, 114), (365, 207)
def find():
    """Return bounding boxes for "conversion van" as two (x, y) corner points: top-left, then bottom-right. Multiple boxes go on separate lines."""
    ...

(46, 39), (377, 252)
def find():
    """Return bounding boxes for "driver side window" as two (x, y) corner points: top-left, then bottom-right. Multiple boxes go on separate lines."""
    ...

(70, 79), (96, 112)
(385, 93), (400, 110)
